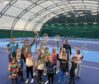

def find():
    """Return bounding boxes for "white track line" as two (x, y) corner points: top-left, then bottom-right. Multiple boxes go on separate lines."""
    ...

(82, 65), (99, 70)
(44, 65), (99, 84)
(81, 43), (87, 49)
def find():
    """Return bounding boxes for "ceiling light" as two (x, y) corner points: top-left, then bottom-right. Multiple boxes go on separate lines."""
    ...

(84, 22), (88, 25)
(1, 0), (9, 4)
(92, 13), (97, 15)
(66, 15), (71, 17)
(4, 1), (9, 4)
(55, 16), (59, 18)
(65, 23), (69, 25)
(93, 22), (97, 24)
(80, 14), (84, 16)
(75, 14), (79, 17)
(78, 11), (83, 14)
(63, 12), (67, 16)
(75, 23), (78, 25)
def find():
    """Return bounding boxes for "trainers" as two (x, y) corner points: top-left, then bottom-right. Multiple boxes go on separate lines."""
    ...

(30, 79), (34, 83)
(33, 72), (36, 76)
(25, 79), (29, 84)
(43, 73), (46, 76)
(66, 72), (69, 75)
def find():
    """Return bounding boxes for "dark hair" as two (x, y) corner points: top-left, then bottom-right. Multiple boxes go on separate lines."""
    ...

(11, 57), (16, 62)
(45, 47), (49, 50)
(72, 57), (77, 60)
(24, 39), (29, 42)
(28, 52), (32, 55)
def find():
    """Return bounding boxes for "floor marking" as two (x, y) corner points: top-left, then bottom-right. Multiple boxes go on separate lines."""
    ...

(82, 65), (99, 70)
(44, 65), (99, 84)
(81, 43), (87, 49)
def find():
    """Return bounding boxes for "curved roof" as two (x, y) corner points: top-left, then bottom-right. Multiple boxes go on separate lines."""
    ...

(0, 0), (99, 32)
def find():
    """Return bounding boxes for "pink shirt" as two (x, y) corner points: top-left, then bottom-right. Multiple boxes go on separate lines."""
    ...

(52, 52), (57, 65)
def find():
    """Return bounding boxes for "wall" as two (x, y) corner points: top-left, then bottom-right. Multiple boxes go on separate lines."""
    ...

(40, 24), (99, 39)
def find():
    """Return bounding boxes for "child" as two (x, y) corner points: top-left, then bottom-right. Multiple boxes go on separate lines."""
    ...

(44, 47), (51, 75)
(37, 49), (45, 84)
(69, 57), (77, 84)
(62, 40), (72, 61)
(44, 47), (51, 58)
(7, 37), (18, 62)
(57, 48), (68, 83)
(46, 56), (55, 84)
(16, 48), (24, 80)
(8, 58), (18, 84)
(25, 52), (35, 84)
(75, 48), (83, 79)
(21, 38), (35, 62)
(22, 39), (35, 53)
(23, 48), (28, 63)
(52, 48), (58, 73)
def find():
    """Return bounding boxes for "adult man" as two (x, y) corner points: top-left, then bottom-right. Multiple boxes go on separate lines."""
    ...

(62, 39), (72, 60)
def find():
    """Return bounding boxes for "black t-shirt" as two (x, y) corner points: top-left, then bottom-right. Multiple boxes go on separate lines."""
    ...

(46, 61), (55, 74)
(70, 62), (77, 76)
(63, 44), (72, 55)
(57, 57), (68, 72)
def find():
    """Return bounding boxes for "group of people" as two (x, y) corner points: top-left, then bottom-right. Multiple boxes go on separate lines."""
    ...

(7, 37), (83, 84)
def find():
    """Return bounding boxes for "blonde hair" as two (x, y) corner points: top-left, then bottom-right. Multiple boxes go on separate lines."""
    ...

(16, 48), (21, 58)
(61, 48), (67, 58)
(38, 48), (43, 54)
(52, 48), (56, 52)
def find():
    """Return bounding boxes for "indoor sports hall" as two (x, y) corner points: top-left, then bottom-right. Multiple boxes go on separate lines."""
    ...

(0, 0), (99, 84)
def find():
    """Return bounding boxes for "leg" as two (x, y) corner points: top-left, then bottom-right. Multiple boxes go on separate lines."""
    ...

(30, 66), (34, 83)
(47, 74), (51, 84)
(73, 76), (75, 84)
(25, 67), (29, 83)
(8, 54), (11, 62)
(30, 66), (33, 79)
(38, 70), (43, 83)
(59, 71), (64, 83)
(69, 76), (72, 84)
(78, 63), (81, 77)
(20, 69), (24, 80)
(26, 67), (29, 79)
(38, 70), (41, 83)
(76, 63), (81, 78)
(11, 78), (17, 84)
(50, 74), (54, 84)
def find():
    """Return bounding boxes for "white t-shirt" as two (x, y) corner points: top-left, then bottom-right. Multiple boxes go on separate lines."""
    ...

(76, 54), (83, 64)
(37, 63), (45, 70)
(26, 58), (34, 67)
(37, 56), (45, 70)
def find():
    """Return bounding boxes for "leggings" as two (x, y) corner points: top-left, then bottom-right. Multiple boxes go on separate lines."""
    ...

(11, 78), (17, 84)
(38, 69), (44, 83)
(18, 69), (23, 80)
(47, 73), (54, 84)
(26, 66), (33, 79)
(76, 63), (81, 77)
(69, 76), (75, 84)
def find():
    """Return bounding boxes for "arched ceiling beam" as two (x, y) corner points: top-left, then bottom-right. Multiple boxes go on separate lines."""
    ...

(23, 2), (66, 31)
(0, 0), (17, 18)
(24, 0), (98, 31)
(10, 0), (47, 36)
(32, 9), (68, 31)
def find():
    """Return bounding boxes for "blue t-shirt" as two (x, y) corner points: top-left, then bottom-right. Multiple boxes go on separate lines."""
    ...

(7, 42), (18, 53)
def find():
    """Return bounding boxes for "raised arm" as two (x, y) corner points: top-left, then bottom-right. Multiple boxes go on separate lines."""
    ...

(57, 54), (61, 61)
(30, 38), (36, 47)
(7, 43), (10, 53)
(69, 44), (72, 55)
